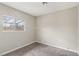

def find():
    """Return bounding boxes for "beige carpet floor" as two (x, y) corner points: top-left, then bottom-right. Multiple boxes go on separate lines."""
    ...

(3, 42), (78, 56)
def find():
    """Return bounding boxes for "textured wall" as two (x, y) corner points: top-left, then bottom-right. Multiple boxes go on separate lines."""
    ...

(37, 7), (77, 53)
(0, 4), (36, 55)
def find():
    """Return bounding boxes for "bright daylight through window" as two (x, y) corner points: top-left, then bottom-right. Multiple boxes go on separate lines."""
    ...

(3, 16), (24, 32)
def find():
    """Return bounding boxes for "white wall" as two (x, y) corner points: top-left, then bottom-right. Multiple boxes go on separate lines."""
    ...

(0, 4), (36, 55)
(36, 7), (77, 53)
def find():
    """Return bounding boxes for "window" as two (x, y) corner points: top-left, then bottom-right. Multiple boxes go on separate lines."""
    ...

(3, 16), (24, 32)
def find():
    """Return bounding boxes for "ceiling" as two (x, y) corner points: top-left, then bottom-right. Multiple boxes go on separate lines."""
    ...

(1, 2), (79, 16)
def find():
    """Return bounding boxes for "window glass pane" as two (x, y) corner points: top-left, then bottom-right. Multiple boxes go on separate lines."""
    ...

(15, 20), (24, 31)
(3, 16), (15, 32)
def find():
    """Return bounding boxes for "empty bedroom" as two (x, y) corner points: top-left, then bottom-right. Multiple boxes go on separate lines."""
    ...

(0, 2), (79, 56)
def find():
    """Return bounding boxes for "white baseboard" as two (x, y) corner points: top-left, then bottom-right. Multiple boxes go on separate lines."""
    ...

(1, 41), (78, 56)
(36, 41), (78, 54)
(0, 41), (35, 56)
